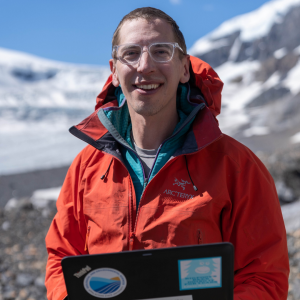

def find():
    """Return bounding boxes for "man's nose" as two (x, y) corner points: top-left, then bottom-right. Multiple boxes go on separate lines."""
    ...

(136, 50), (155, 73)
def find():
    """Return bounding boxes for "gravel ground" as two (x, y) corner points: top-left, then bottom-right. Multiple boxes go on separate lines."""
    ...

(0, 199), (56, 300)
(0, 198), (300, 300)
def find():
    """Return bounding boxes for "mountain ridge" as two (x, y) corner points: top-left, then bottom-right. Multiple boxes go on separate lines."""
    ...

(1, 0), (300, 175)
(189, 0), (300, 153)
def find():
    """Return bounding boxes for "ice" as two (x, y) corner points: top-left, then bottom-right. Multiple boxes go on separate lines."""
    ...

(0, 47), (110, 175)
(0, 125), (87, 175)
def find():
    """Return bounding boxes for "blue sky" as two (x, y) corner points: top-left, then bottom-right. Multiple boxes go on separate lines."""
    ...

(0, 0), (270, 66)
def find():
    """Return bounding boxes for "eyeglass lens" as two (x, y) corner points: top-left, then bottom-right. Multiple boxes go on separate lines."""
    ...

(118, 44), (174, 64)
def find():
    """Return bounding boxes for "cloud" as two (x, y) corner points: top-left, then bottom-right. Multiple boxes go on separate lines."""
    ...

(169, 0), (181, 5)
(203, 4), (214, 11)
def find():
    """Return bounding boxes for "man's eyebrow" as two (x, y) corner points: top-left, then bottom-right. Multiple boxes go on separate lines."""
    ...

(122, 45), (140, 50)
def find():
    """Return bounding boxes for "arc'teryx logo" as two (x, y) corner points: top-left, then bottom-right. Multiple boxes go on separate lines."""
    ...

(173, 178), (191, 190)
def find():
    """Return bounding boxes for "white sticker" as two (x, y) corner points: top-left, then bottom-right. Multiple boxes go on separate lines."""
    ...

(83, 268), (127, 298)
(136, 296), (193, 300)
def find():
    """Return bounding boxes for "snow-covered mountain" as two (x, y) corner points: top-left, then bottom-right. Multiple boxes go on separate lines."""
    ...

(1, 0), (300, 175)
(0, 47), (110, 175)
(190, 0), (300, 152)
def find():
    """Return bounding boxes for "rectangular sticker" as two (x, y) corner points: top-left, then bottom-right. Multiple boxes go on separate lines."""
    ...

(136, 296), (192, 300)
(178, 257), (222, 290)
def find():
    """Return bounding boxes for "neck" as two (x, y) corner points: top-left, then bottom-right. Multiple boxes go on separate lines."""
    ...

(130, 106), (179, 150)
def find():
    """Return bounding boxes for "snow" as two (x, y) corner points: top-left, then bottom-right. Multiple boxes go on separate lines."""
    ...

(0, 47), (110, 175)
(4, 186), (61, 210)
(0, 124), (87, 175)
(31, 186), (61, 209)
(228, 37), (242, 62)
(281, 200), (300, 233)
(294, 45), (300, 55)
(215, 60), (260, 86)
(189, 0), (300, 55)
(243, 126), (270, 137)
(215, 60), (264, 135)
(0, 47), (102, 70)
(274, 47), (287, 59)
(283, 60), (300, 95)
(1, 0), (300, 175)
(291, 131), (300, 144)
(188, 37), (230, 56)
(263, 72), (281, 90)
(214, 53), (297, 136)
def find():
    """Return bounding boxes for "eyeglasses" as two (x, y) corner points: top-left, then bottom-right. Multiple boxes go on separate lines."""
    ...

(112, 42), (185, 65)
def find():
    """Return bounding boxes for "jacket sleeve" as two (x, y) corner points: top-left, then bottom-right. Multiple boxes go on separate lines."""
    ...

(222, 151), (289, 300)
(45, 151), (88, 300)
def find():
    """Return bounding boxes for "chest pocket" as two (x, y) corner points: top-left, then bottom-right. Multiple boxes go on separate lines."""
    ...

(82, 163), (130, 253)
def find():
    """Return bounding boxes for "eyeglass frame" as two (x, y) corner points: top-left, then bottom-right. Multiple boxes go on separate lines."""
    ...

(112, 42), (186, 65)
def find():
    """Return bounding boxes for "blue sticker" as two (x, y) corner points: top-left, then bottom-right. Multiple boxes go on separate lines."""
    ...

(83, 268), (127, 298)
(178, 257), (222, 290)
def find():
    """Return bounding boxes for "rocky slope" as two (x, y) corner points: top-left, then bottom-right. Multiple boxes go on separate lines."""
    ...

(0, 195), (299, 300)
(189, 0), (300, 153)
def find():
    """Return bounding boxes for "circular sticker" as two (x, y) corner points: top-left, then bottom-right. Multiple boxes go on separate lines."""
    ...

(83, 268), (127, 298)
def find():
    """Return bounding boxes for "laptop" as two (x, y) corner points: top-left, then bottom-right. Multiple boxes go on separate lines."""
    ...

(62, 242), (234, 300)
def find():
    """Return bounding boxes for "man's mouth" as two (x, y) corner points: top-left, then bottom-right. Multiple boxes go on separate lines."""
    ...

(134, 83), (162, 90)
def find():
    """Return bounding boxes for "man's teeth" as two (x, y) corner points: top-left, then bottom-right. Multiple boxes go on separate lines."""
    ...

(136, 84), (160, 90)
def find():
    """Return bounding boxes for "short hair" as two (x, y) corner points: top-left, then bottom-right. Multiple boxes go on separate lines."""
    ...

(112, 7), (187, 58)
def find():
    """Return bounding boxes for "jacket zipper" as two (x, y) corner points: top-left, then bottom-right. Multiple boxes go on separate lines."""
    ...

(94, 104), (219, 251)
(131, 134), (223, 248)
(84, 226), (91, 252)
(197, 229), (202, 244)
(95, 134), (222, 251)
(134, 103), (205, 201)
(129, 232), (135, 251)
(97, 103), (206, 251)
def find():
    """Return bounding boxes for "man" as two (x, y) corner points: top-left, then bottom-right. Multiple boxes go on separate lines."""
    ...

(45, 7), (289, 300)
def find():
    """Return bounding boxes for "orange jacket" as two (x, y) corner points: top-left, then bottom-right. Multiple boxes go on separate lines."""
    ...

(45, 56), (289, 300)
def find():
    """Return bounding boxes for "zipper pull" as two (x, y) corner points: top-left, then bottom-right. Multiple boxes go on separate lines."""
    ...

(197, 229), (202, 245)
(84, 226), (91, 252)
(129, 232), (135, 251)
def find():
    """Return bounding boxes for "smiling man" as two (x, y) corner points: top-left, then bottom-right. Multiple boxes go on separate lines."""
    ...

(45, 7), (289, 300)
(110, 17), (189, 153)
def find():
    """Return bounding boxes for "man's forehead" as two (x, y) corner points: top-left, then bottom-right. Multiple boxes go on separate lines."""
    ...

(117, 18), (175, 45)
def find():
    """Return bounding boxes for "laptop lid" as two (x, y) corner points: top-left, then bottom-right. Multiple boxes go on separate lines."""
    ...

(62, 242), (234, 300)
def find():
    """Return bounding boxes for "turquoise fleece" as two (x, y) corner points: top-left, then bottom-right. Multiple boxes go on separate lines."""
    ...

(101, 83), (198, 206)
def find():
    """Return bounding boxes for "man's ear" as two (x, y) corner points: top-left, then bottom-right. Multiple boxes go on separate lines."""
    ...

(109, 59), (120, 87)
(179, 55), (190, 84)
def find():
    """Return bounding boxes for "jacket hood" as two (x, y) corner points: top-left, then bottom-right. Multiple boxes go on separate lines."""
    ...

(70, 56), (223, 156)
(94, 56), (223, 118)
